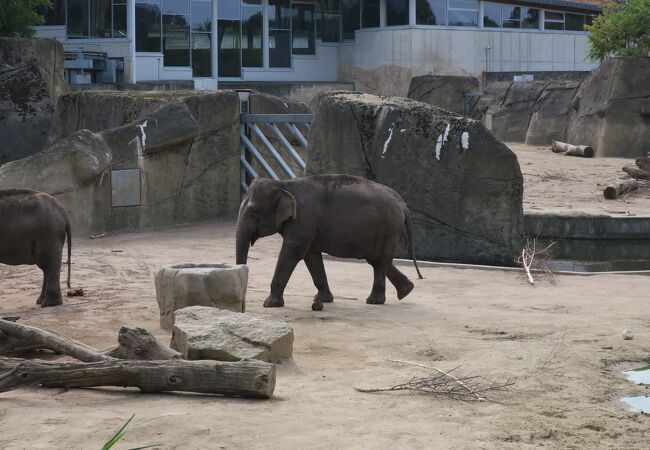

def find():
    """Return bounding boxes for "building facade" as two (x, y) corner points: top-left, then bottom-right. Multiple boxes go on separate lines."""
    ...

(35, 0), (601, 91)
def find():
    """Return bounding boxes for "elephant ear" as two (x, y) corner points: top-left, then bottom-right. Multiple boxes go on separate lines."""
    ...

(274, 189), (297, 227)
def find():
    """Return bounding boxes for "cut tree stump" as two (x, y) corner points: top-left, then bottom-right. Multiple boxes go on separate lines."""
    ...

(603, 178), (639, 199)
(623, 166), (650, 180)
(0, 357), (275, 398)
(636, 156), (650, 172)
(551, 141), (594, 157)
(104, 327), (182, 360)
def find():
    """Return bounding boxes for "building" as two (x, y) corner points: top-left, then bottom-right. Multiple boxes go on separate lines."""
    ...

(35, 0), (602, 94)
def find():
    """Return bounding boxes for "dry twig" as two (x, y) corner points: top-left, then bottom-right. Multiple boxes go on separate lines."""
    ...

(516, 238), (557, 285)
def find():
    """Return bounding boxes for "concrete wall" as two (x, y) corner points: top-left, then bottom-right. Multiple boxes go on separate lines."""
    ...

(339, 27), (598, 97)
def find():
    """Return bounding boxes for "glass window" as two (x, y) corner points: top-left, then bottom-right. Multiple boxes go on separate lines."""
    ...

(544, 11), (564, 30)
(565, 13), (585, 31)
(113, 2), (128, 37)
(341, 0), (360, 40)
(218, 19), (241, 76)
(191, 0), (212, 31)
(242, 0), (263, 67)
(162, 0), (190, 14)
(502, 5), (519, 28)
(292, 3), (316, 55)
(417, 0), (445, 25)
(136, 2), (162, 51)
(218, 0), (241, 19)
(67, 0), (89, 37)
(387, 0), (409, 26)
(447, 0), (477, 27)
(269, 0), (291, 67)
(585, 15), (594, 26)
(163, 14), (190, 66)
(269, 0), (291, 28)
(316, 0), (341, 42)
(192, 32), (211, 76)
(90, 0), (113, 38)
(37, 0), (65, 26)
(362, 0), (380, 28)
(482, 2), (500, 28)
(521, 8), (539, 29)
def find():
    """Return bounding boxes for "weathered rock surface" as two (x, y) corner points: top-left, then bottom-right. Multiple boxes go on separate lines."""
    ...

(488, 81), (550, 142)
(566, 57), (650, 157)
(407, 75), (480, 115)
(171, 306), (294, 362)
(0, 38), (67, 165)
(0, 130), (112, 235)
(155, 263), (248, 330)
(307, 92), (523, 265)
(525, 81), (581, 146)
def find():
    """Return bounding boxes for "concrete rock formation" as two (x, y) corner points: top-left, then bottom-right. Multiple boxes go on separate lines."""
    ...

(171, 306), (294, 362)
(525, 81), (582, 146)
(307, 92), (523, 265)
(567, 57), (650, 158)
(155, 263), (248, 330)
(0, 38), (68, 165)
(407, 75), (480, 115)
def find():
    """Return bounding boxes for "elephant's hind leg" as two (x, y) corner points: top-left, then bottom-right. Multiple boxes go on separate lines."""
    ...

(387, 265), (414, 300)
(39, 262), (63, 307)
(36, 277), (46, 305)
(304, 250), (333, 311)
(366, 259), (388, 305)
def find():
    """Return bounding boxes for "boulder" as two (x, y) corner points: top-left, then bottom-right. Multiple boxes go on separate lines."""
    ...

(525, 81), (581, 146)
(0, 129), (112, 236)
(307, 92), (523, 265)
(407, 75), (480, 115)
(488, 81), (549, 142)
(155, 263), (248, 330)
(170, 306), (294, 362)
(566, 57), (650, 157)
(0, 38), (67, 165)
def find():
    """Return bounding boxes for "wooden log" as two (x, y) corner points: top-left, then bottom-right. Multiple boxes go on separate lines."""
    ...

(0, 357), (275, 398)
(551, 141), (594, 157)
(636, 156), (650, 172)
(623, 165), (650, 180)
(104, 327), (182, 360)
(603, 178), (639, 199)
(0, 319), (112, 362)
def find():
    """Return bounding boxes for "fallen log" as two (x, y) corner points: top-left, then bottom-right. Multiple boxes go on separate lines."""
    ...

(551, 141), (594, 158)
(603, 178), (639, 199)
(0, 357), (275, 398)
(636, 156), (650, 172)
(0, 319), (111, 362)
(623, 165), (650, 180)
(104, 327), (181, 360)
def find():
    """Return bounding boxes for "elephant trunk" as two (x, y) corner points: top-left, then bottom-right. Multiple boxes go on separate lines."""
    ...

(235, 223), (251, 265)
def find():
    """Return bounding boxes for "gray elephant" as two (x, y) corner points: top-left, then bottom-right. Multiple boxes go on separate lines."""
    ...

(0, 189), (71, 307)
(235, 175), (423, 311)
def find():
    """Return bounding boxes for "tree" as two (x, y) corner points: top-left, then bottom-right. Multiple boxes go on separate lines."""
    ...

(587, 0), (650, 60)
(0, 0), (52, 38)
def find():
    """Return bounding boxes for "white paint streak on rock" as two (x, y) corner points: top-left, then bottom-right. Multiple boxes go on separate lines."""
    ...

(382, 127), (394, 159)
(461, 131), (470, 151)
(400, 128), (407, 133)
(435, 122), (451, 161)
(136, 120), (148, 151)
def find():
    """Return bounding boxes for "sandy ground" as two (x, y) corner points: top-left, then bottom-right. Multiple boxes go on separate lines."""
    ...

(1, 217), (650, 449)
(510, 143), (650, 216)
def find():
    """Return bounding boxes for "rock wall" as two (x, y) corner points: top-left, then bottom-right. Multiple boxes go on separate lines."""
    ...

(566, 57), (650, 158)
(0, 38), (68, 165)
(407, 75), (480, 116)
(306, 92), (523, 265)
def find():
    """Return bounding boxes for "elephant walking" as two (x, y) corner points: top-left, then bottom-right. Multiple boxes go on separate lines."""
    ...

(0, 189), (71, 307)
(235, 175), (423, 311)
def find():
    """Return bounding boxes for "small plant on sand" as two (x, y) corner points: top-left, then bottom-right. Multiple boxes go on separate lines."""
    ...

(102, 415), (161, 450)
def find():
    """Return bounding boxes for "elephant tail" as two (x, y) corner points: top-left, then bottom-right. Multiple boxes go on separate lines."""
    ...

(404, 205), (423, 280)
(65, 215), (72, 289)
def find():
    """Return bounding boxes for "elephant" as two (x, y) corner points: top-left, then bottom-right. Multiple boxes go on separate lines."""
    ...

(0, 189), (71, 307)
(235, 174), (423, 311)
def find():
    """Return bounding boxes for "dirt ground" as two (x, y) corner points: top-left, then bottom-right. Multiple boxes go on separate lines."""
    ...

(1, 217), (650, 449)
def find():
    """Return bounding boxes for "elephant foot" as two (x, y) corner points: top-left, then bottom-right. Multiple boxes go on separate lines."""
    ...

(314, 291), (334, 304)
(36, 295), (44, 305)
(40, 295), (62, 307)
(263, 295), (285, 308)
(366, 294), (386, 305)
(311, 302), (324, 311)
(396, 280), (414, 300)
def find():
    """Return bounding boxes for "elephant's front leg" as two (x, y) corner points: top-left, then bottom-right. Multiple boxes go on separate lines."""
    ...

(304, 250), (334, 311)
(265, 241), (308, 307)
(366, 260), (388, 305)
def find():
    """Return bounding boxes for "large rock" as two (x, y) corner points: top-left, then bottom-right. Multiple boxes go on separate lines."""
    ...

(407, 75), (480, 115)
(307, 92), (523, 265)
(567, 57), (650, 157)
(525, 81), (581, 146)
(0, 38), (68, 165)
(488, 81), (549, 142)
(171, 306), (294, 362)
(0, 130), (112, 235)
(155, 263), (248, 330)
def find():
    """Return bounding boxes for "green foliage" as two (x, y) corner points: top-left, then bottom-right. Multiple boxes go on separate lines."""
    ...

(587, 0), (650, 60)
(102, 415), (161, 450)
(0, 0), (52, 37)
(632, 364), (650, 372)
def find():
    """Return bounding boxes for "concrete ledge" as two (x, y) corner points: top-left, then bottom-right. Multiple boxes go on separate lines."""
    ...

(524, 212), (650, 239)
